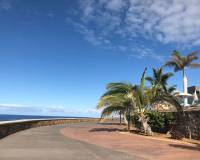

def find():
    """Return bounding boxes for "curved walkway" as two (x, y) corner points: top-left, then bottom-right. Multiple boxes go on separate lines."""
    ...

(61, 123), (200, 160)
(0, 125), (142, 160)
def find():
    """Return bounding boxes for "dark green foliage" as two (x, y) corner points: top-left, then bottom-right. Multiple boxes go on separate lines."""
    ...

(131, 113), (141, 129)
(132, 111), (175, 133)
(164, 112), (176, 130)
(146, 111), (165, 133)
(146, 67), (174, 93)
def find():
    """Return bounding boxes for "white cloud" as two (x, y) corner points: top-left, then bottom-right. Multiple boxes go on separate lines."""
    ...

(43, 106), (100, 116)
(0, 0), (12, 10)
(0, 104), (99, 117)
(124, 0), (200, 45)
(79, 0), (94, 19)
(0, 104), (33, 109)
(105, 0), (127, 11)
(67, 0), (200, 60)
(47, 12), (55, 18)
(0, 104), (44, 115)
(130, 46), (165, 62)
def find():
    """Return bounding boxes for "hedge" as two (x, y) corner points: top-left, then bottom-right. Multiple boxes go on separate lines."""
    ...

(131, 111), (175, 133)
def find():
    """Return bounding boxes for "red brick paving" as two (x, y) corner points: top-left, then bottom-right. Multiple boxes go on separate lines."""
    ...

(60, 123), (200, 160)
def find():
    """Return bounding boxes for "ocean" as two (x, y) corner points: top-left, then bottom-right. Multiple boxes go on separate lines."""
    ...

(0, 114), (86, 121)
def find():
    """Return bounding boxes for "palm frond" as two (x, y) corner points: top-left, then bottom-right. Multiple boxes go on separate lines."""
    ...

(161, 72), (173, 84)
(97, 94), (125, 109)
(100, 105), (125, 119)
(102, 89), (126, 97)
(187, 50), (200, 62)
(107, 82), (132, 90)
(189, 63), (200, 68)
(140, 67), (147, 91)
(106, 82), (134, 94)
(167, 85), (177, 93)
(165, 50), (200, 71)
(165, 50), (185, 71)
(172, 56), (184, 70)
(172, 50), (182, 59)
(145, 77), (154, 85)
(152, 68), (158, 83)
(146, 67), (174, 94)
(165, 61), (181, 72)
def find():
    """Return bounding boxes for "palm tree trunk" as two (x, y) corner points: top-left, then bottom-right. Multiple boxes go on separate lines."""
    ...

(183, 68), (188, 107)
(119, 111), (122, 125)
(128, 121), (130, 132)
(139, 114), (153, 136)
(123, 114), (128, 124)
(127, 108), (131, 132)
(141, 119), (153, 136)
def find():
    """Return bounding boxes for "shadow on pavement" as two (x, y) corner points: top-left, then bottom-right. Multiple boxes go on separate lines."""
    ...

(89, 127), (122, 132)
(169, 144), (200, 151)
(97, 122), (124, 125)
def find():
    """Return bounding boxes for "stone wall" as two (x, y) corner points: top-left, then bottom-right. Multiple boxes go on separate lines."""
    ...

(0, 118), (99, 139)
(181, 111), (200, 140)
(167, 108), (200, 140)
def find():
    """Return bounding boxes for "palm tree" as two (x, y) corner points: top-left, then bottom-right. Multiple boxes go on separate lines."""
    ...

(133, 68), (153, 135)
(165, 50), (200, 106)
(97, 68), (154, 135)
(146, 67), (174, 93)
(97, 82), (136, 132)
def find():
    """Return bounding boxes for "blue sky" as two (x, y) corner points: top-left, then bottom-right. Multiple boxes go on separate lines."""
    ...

(0, 0), (199, 117)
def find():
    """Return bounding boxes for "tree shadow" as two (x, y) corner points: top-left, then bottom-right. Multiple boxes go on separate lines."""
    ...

(169, 143), (200, 151)
(97, 122), (124, 125)
(89, 127), (122, 132)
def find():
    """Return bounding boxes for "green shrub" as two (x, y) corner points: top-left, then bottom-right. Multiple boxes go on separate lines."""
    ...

(131, 113), (141, 129)
(131, 111), (175, 133)
(146, 111), (165, 133)
(163, 112), (176, 131)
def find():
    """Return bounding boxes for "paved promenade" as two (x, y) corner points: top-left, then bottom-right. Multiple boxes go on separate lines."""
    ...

(0, 125), (143, 160)
(1, 123), (200, 160)
(61, 123), (200, 160)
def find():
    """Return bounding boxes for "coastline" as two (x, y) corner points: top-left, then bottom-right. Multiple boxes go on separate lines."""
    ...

(0, 114), (91, 121)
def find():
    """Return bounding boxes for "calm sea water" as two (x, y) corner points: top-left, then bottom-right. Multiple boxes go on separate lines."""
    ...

(0, 114), (87, 121)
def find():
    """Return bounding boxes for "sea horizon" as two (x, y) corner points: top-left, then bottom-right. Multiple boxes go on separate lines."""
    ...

(0, 114), (91, 121)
